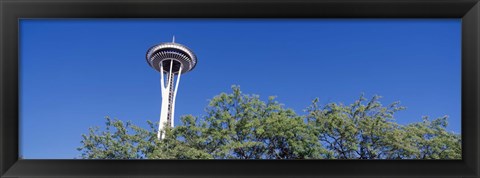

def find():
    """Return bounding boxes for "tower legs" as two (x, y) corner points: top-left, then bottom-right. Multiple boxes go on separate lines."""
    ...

(157, 59), (182, 140)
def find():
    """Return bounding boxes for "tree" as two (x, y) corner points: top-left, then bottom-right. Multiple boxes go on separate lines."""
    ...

(78, 86), (461, 159)
(305, 94), (461, 159)
(173, 86), (326, 159)
(77, 117), (211, 159)
(400, 116), (461, 159)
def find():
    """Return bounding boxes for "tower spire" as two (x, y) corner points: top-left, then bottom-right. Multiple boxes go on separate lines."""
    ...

(172, 35), (175, 43)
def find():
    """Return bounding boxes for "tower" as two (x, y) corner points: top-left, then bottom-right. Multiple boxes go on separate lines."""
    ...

(146, 37), (197, 139)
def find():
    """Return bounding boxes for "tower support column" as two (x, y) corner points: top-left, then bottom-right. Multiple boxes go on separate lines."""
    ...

(157, 59), (183, 140)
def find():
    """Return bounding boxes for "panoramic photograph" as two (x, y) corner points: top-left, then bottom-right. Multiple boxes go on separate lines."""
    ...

(19, 19), (461, 159)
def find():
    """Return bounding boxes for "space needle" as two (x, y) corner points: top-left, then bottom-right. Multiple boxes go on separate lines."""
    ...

(146, 37), (197, 139)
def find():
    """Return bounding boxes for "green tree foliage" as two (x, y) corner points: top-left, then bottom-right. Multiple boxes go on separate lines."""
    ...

(305, 95), (460, 159)
(78, 86), (461, 159)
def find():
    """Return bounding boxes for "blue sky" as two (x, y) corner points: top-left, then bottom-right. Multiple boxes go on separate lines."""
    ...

(20, 19), (461, 159)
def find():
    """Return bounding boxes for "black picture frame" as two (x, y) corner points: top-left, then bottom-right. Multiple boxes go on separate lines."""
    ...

(1, 0), (479, 177)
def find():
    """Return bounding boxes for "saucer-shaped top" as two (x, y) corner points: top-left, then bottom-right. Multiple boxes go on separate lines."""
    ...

(146, 42), (197, 74)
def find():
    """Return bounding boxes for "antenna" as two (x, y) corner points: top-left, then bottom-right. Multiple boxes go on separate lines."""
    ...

(172, 35), (175, 43)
